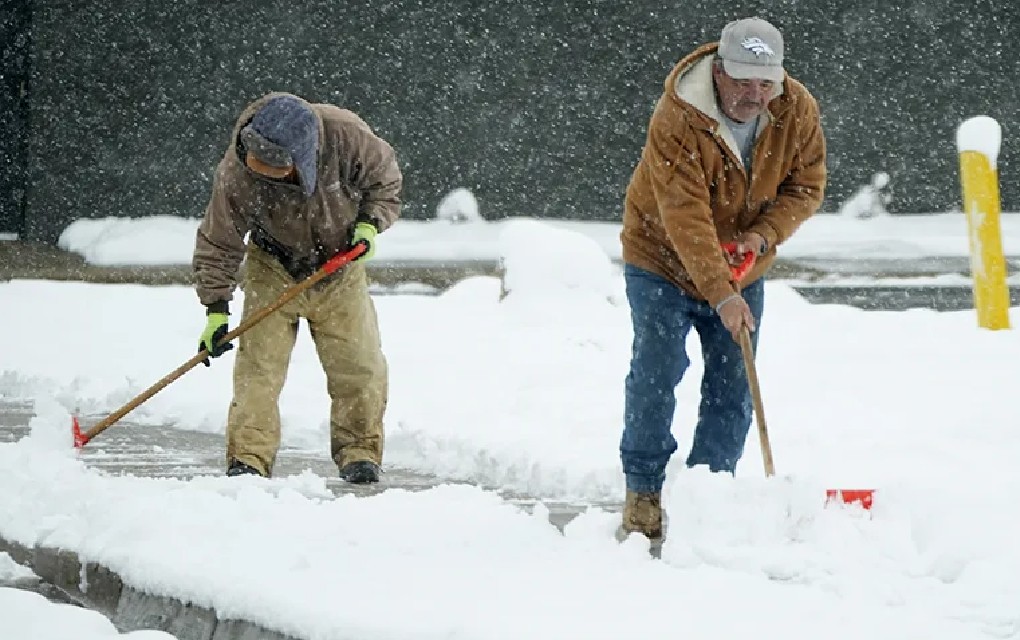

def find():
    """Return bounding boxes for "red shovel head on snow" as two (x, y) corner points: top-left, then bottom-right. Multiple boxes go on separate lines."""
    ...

(723, 242), (875, 510)
(825, 489), (875, 510)
(72, 415), (87, 448)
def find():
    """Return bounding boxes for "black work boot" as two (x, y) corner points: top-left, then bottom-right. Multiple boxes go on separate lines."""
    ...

(339, 460), (381, 484)
(226, 459), (264, 478)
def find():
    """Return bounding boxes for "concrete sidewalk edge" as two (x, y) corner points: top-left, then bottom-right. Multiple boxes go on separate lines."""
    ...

(0, 536), (298, 640)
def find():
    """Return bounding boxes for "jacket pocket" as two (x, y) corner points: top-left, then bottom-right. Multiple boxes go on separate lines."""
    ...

(325, 180), (361, 203)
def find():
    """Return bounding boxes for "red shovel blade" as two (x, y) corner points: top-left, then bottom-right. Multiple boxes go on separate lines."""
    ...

(71, 415), (87, 449)
(826, 489), (875, 510)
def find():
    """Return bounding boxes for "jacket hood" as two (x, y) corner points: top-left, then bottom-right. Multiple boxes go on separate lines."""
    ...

(665, 43), (794, 122)
(663, 42), (793, 163)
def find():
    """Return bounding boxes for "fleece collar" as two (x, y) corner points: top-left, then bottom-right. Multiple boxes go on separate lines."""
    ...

(670, 49), (785, 163)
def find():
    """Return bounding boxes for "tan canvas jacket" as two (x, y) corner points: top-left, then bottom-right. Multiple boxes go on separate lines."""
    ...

(621, 43), (826, 307)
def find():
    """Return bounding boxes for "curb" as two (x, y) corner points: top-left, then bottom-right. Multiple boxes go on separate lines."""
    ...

(0, 536), (298, 640)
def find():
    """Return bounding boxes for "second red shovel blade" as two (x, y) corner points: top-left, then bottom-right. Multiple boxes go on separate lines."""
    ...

(71, 415), (87, 449)
(826, 489), (875, 509)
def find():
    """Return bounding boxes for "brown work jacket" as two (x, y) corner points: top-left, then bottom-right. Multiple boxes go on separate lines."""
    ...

(621, 43), (826, 307)
(193, 92), (402, 307)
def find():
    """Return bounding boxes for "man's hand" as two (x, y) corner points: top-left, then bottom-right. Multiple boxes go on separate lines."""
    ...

(716, 294), (756, 342)
(351, 222), (378, 261)
(198, 312), (233, 366)
(735, 231), (768, 259)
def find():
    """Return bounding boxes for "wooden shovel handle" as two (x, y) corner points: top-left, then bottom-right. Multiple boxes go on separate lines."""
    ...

(722, 243), (773, 477)
(738, 325), (774, 477)
(76, 242), (367, 446)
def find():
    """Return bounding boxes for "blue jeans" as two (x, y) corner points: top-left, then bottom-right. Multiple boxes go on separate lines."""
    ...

(620, 264), (765, 493)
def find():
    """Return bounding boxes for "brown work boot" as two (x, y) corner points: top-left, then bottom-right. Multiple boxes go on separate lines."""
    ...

(618, 491), (664, 541)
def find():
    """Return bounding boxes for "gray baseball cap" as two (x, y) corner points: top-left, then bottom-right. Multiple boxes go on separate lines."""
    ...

(717, 17), (785, 83)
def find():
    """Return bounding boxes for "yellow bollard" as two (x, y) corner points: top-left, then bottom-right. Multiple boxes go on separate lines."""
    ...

(956, 116), (1011, 330)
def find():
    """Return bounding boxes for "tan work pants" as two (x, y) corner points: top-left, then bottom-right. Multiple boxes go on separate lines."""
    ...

(225, 246), (387, 476)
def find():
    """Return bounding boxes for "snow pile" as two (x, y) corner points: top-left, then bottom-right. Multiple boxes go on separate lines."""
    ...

(51, 211), (1020, 266)
(1, 552), (177, 640)
(0, 553), (36, 582)
(497, 218), (622, 306)
(0, 588), (177, 640)
(839, 172), (892, 219)
(58, 216), (201, 267)
(436, 187), (483, 223)
(24, 395), (76, 451)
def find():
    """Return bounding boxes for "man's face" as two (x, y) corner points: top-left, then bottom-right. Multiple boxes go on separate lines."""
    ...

(713, 64), (775, 123)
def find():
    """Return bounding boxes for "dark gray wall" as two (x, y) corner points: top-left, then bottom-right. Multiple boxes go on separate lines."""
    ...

(10, 0), (1020, 243)
(0, 0), (31, 235)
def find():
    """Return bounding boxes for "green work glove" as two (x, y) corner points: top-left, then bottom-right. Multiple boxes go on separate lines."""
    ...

(198, 312), (233, 367)
(351, 221), (378, 260)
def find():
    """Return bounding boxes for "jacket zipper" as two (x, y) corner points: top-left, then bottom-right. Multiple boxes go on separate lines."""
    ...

(712, 126), (753, 231)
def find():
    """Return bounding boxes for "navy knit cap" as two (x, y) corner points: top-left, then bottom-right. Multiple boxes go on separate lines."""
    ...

(242, 95), (319, 196)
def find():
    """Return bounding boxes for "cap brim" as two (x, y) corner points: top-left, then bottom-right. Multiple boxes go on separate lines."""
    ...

(240, 126), (294, 168)
(722, 59), (784, 83)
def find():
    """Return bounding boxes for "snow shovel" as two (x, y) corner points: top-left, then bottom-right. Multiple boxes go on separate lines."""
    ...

(722, 243), (874, 509)
(71, 242), (368, 448)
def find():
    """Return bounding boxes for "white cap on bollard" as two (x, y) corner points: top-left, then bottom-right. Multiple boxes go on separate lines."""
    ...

(956, 116), (1001, 167)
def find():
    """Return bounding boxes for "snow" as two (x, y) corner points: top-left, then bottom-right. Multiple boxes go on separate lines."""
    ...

(497, 217), (622, 304)
(956, 116), (1002, 167)
(839, 171), (891, 219)
(54, 209), (1020, 266)
(0, 552), (35, 582)
(0, 588), (177, 639)
(3, 217), (1019, 638)
(435, 187), (483, 223)
(0, 556), (175, 639)
(0, 586), (177, 639)
(57, 215), (204, 267)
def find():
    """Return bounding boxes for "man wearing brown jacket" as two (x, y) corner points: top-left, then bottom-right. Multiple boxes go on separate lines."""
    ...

(193, 92), (402, 483)
(618, 18), (826, 539)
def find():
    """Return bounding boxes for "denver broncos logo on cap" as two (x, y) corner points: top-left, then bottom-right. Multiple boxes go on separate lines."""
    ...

(740, 37), (775, 57)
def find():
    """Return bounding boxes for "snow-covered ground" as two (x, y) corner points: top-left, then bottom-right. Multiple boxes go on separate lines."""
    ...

(2, 218), (1018, 638)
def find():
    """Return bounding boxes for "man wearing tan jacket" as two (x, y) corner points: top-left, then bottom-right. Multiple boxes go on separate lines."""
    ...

(193, 92), (402, 483)
(618, 18), (826, 539)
